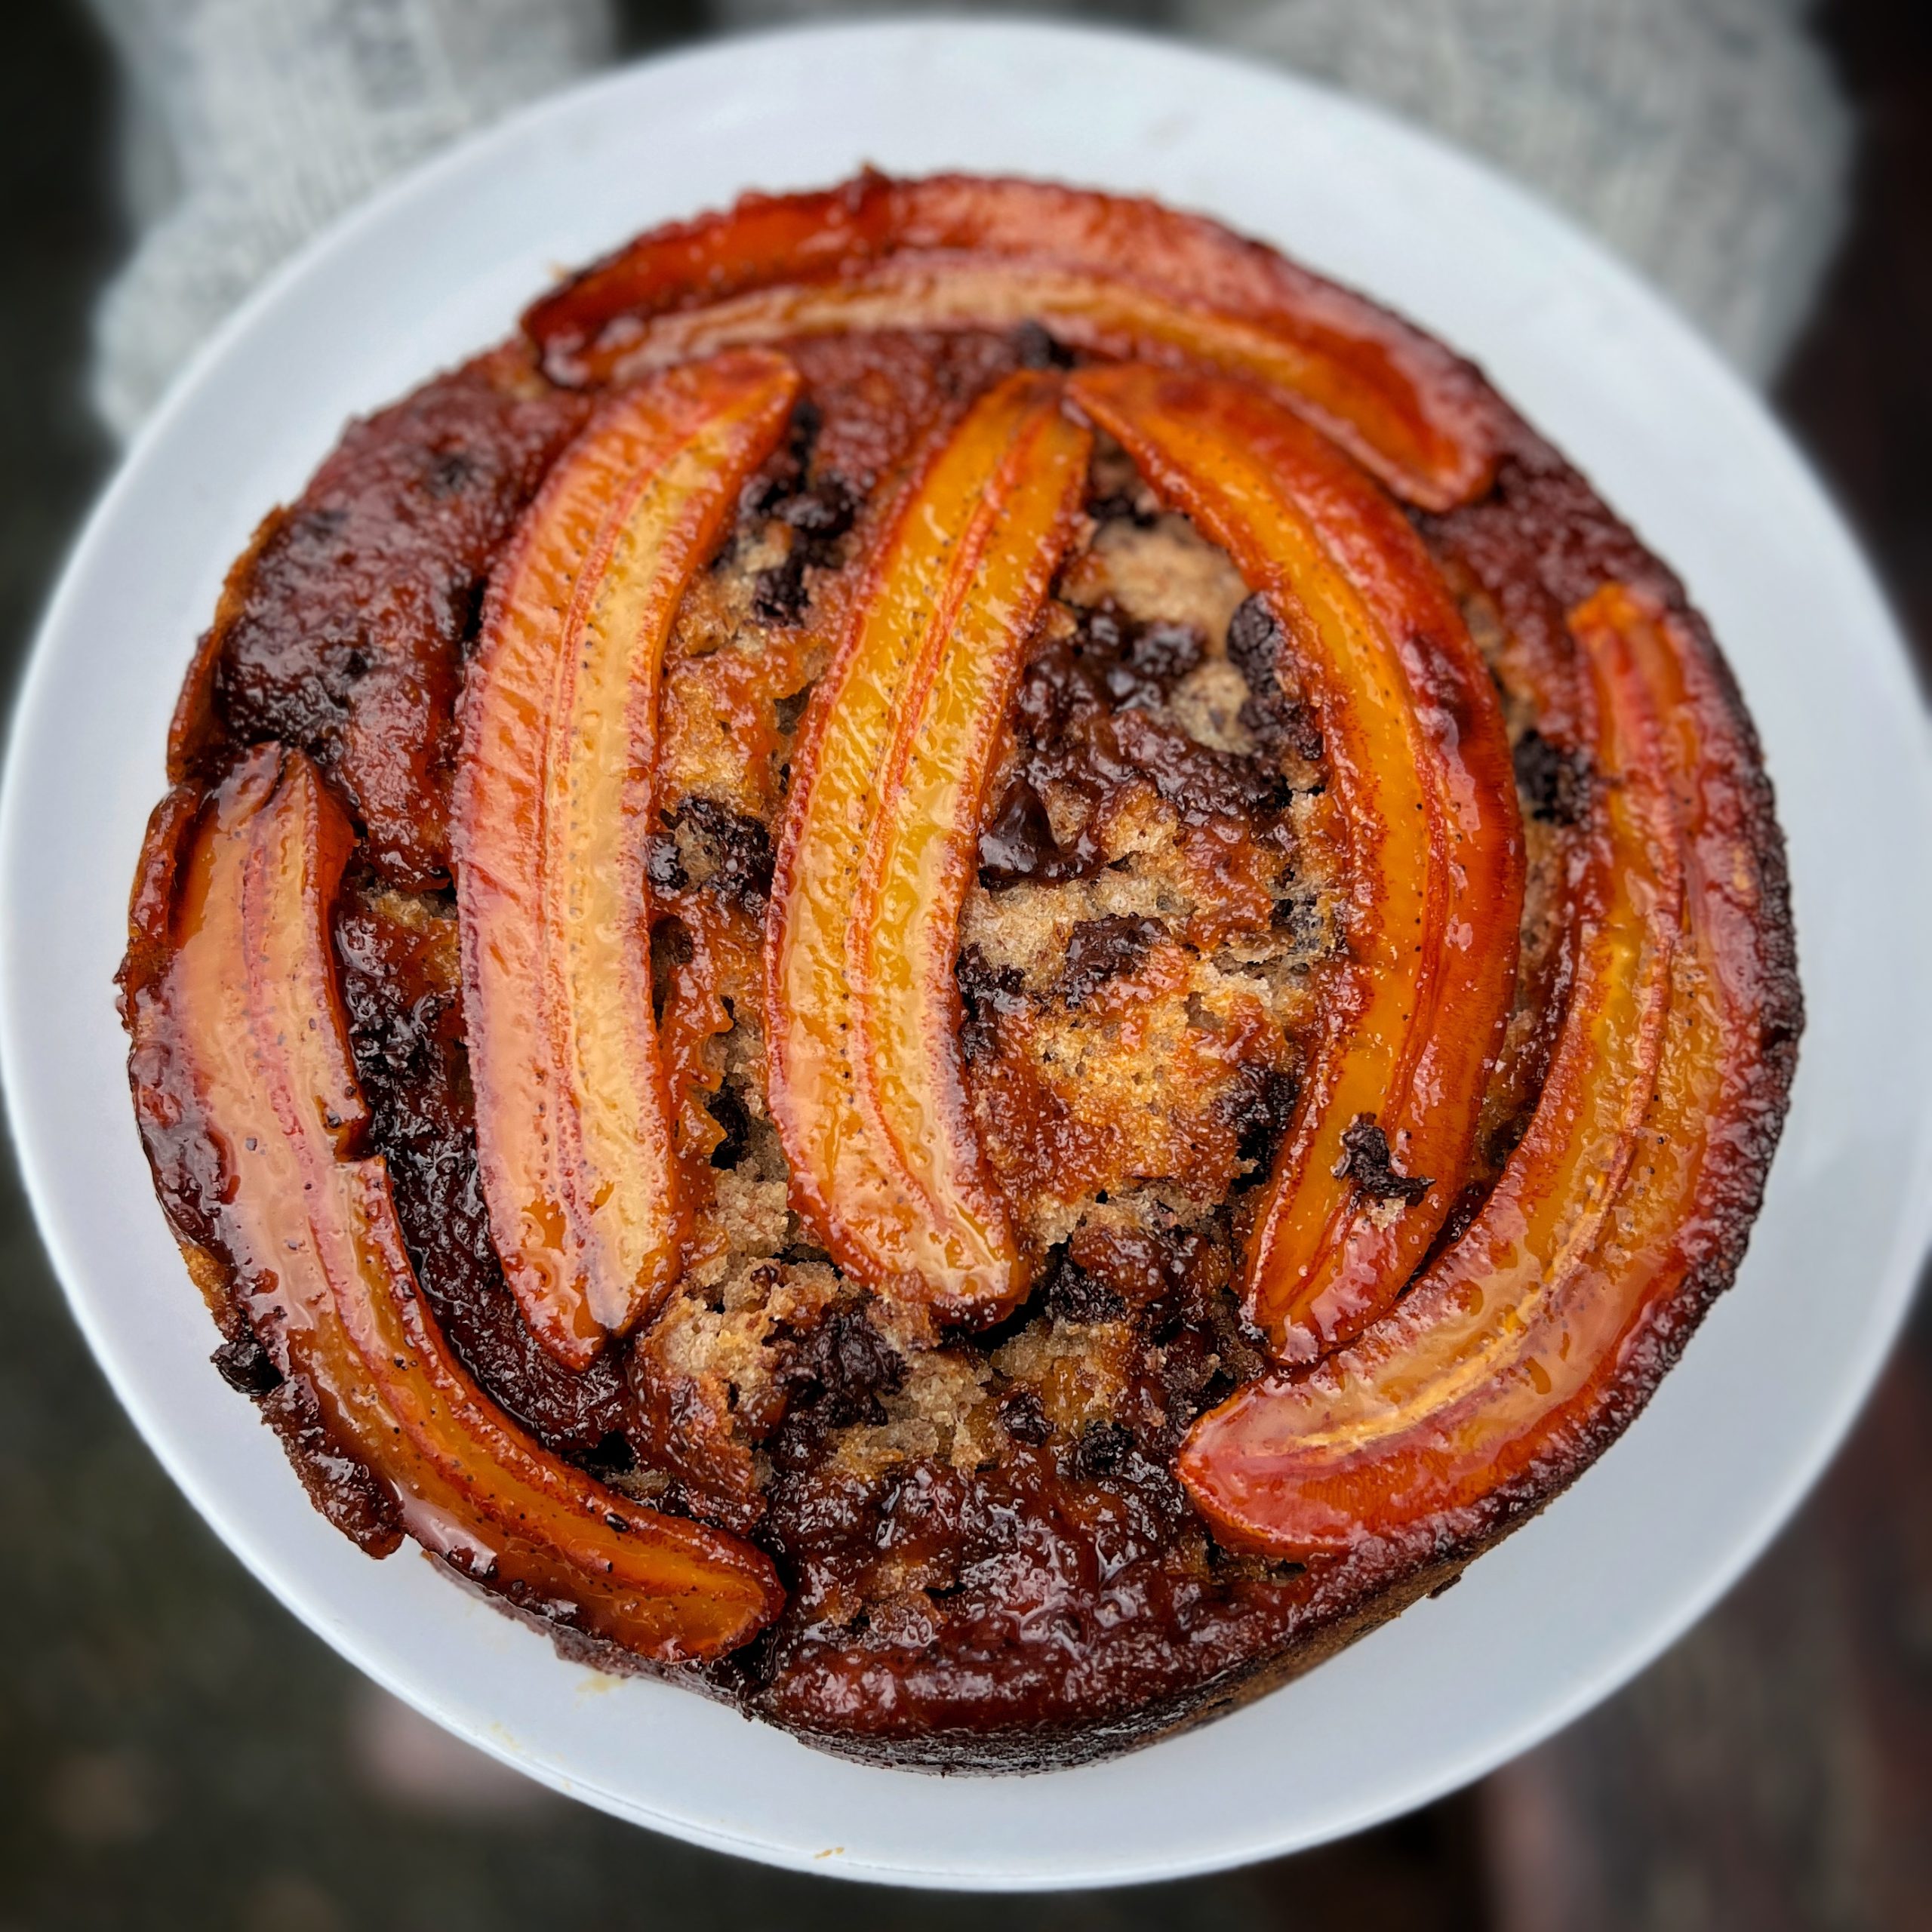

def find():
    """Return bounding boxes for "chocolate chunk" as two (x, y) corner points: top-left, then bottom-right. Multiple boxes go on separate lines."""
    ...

(776, 475), (857, 543)
(211, 1331), (281, 1396)
(773, 683), (814, 737)
(955, 943), (1026, 1063)
(1270, 892), (1323, 951)
(1332, 1113), (1433, 1205)
(737, 398), (824, 522)
(452, 574), (490, 654)
(648, 915), (692, 1023)
(1060, 915), (1164, 1007)
(1241, 694), (1323, 764)
(1101, 659), (1161, 709)
(1013, 320), (1075, 370)
(738, 470), (789, 521)
(705, 1081), (752, 1169)
(1226, 592), (1285, 694)
(1086, 491), (1157, 528)
(660, 797), (775, 910)
(1091, 606), (1205, 707)
(1110, 708), (1289, 818)
(585, 1431), (637, 1476)
(1125, 620), (1204, 683)
(1079, 603), (1130, 655)
(426, 448), (478, 497)
(1013, 645), (1095, 747)
(1040, 1247), (1131, 1324)
(978, 777), (1065, 888)
(999, 1387), (1053, 1444)
(1063, 1420), (1135, 1481)
(1155, 1327), (1223, 1430)
(786, 395), (823, 468)
(1066, 1221), (1213, 1317)
(1228, 597), (1325, 761)
(778, 1306), (905, 1427)
(1514, 728), (1591, 826)
(1219, 1063), (1301, 1171)
(752, 548), (810, 625)
(650, 915), (694, 971)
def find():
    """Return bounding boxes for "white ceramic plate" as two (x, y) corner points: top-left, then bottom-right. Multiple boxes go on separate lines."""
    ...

(4, 17), (1928, 1891)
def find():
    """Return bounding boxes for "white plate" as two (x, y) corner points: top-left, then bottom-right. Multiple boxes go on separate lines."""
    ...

(4, 17), (1928, 1891)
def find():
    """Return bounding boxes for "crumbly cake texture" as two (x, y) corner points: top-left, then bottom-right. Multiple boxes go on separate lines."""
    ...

(121, 175), (1801, 1772)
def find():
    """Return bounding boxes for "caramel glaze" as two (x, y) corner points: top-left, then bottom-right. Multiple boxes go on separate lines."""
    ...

(168, 345), (590, 891)
(124, 286), (1798, 1767)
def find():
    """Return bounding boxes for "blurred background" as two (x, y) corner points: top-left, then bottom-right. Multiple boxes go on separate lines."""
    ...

(1, 2), (1926, 1926)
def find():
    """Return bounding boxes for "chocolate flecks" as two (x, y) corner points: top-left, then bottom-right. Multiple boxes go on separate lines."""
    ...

(777, 1306), (905, 1428)
(212, 1331), (281, 1396)
(1333, 1114), (1433, 1206)
(956, 943), (1026, 1063)
(1060, 914), (1164, 1007)
(1514, 728), (1591, 826)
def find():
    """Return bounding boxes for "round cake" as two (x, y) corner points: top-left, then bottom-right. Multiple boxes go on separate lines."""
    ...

(118, 172), (1801, 1771)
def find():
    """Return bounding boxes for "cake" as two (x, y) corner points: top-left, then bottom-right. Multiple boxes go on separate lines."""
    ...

(118, 172), (1801, 1770)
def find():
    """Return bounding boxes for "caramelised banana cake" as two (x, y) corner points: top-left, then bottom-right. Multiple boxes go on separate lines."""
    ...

(120, 173), (1800, 1770)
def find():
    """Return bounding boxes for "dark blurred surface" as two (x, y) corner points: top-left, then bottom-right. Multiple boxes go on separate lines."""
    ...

(0, 3), (1925, 1927)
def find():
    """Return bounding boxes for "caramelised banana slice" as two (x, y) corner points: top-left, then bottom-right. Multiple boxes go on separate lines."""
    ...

(1178, 585), (1774, 1559)
(454, 352), (801, 1369)
(523, 174), (1496, 512)
(1069, 363), (1524, 1365)
(767, 370), (1091, 1319)
(128, 746), (782, 1659)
